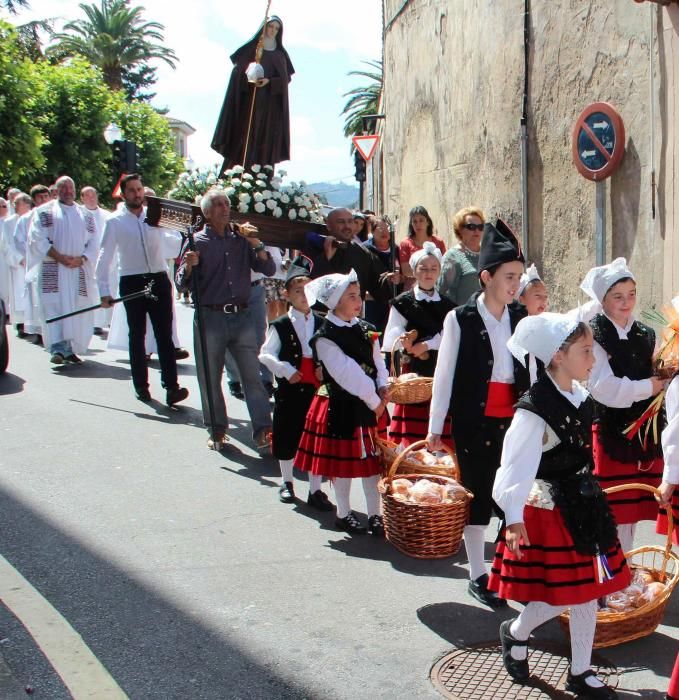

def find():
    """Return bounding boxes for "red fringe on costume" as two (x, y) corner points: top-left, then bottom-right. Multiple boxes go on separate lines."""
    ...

(489, 504), (630, 606)
(656, 491), (679, 546)
(592, 424), (663, 524)
(294, 395), (387, 479)
(668, 652), (679, 700)
(387, 401), (454, 448)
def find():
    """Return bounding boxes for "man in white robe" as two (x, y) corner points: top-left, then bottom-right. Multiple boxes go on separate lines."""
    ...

(1, 193), (32, 336)
(0, 197), (10, 310)
(27, 176), (99, 364)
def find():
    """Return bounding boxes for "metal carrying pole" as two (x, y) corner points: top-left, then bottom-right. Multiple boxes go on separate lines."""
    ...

(595, 180), (606, 266)
(46, 283), (156, 324)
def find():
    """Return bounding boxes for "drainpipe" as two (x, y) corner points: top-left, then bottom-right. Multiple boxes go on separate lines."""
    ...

(649, 2), (656, 219)
(520, 0), (530, 253)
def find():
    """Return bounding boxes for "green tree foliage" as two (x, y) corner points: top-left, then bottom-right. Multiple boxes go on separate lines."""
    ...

(341, 59), (382, 140)
(49, 0), (177, 93)
(0, 21), (45, 188)
(1, 0), (30, 14)
(109, 92), (184, 195)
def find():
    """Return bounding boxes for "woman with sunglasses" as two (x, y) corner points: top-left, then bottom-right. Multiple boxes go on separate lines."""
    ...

(437, 207), (485, 306)
(398, 206), (446, 291)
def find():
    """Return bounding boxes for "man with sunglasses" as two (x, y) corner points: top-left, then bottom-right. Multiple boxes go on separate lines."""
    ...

(437, 207), (485, 306)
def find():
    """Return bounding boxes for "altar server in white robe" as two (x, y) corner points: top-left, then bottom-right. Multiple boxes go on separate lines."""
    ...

(1, 193), (32, 335)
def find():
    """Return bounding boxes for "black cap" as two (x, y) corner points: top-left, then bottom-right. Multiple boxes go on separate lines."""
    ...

(478, 218), (525, 272)
(285, 254), (313, 287)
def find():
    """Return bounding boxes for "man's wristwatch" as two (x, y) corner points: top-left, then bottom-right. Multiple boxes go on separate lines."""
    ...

(252, 242), (266, 253)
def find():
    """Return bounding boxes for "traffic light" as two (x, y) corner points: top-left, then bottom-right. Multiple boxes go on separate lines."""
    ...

(112, 139), (138, 175)
(354, 149), (366, 182)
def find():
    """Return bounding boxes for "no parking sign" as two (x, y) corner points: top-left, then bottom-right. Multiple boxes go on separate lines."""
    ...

(572, 103), (625, 181)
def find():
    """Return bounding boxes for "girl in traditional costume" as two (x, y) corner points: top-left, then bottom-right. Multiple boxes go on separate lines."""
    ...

(294, 270), (389, 535)
(490, 313), (629, 699)
(383, 241), (453, 446)
(582, 258), (667, 554)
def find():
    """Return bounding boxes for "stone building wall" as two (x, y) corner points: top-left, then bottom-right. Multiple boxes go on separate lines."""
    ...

(377, 0), (676, 310)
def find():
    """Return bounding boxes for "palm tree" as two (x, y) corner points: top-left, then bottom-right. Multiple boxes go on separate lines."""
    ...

(1, 0), (30, 13)
(48, 0), (177, 91)
(340, 59), (382, 139)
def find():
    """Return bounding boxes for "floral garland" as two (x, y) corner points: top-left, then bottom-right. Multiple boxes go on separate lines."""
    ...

(168, 163), (325, 224)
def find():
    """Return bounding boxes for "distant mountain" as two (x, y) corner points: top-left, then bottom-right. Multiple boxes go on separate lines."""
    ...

(307, 181), (359, 209)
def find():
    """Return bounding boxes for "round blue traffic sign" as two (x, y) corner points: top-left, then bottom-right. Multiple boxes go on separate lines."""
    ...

(572, 103), (625, 181)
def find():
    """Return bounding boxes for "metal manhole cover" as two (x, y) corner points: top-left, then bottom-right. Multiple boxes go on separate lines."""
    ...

(430, 641), (617, 699)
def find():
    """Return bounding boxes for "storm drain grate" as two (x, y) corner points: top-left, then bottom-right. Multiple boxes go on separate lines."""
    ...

(430, 641), (617, 699)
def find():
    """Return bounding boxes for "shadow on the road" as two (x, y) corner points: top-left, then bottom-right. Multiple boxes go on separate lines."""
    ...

(51, 360), (131, 381)
(418, 601), (516, 647)
(0, 485), (309, 699)
(0, 373), (25, 395)
(115, 357), (197, 377)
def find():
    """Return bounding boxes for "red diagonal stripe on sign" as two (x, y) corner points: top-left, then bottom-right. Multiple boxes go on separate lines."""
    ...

(580, 122), (611, 163)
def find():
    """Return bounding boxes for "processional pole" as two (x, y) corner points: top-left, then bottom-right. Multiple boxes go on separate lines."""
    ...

(242, 0), (273, 166)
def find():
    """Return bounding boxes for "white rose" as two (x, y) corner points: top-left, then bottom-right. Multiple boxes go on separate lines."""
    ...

(288, 209), (297, 220)
(271, 181), (280, 191)
(263, 164), (274, 171)
(251, 164), (261, 173)
(206, 173), (216, 185)
(281, 194), (290, 204)
(261, 190), (272, 199)
(299, 208), (308, 218)
(293, 196), (302, 205)
(239, 193), (251, 203)
(254, 201), (266, 213)
(253, 192), (264, 202)
(224, 169), (234, 177)
(266, 199), (277, 210)
(242, 173), (254, 180)
(278, 169), (287, 177)
(238, 202), (249, 213)
(224, 186), (236, 196)
(232, 165), (244, 174)
(273, 207), (283, 218)
(231, 178), (241, 187)
(241, 181), (252, 190)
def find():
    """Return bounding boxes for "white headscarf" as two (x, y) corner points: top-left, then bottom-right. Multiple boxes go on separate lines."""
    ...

(304, 269), (358, 310)
(518, 263), (542, 297)
(580, 257), (635, 304)
(409, 240), (442, 271)
(507, 312), (581, 365)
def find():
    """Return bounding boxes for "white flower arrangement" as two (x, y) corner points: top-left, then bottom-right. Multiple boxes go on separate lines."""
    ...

(168, 163), (325, 224)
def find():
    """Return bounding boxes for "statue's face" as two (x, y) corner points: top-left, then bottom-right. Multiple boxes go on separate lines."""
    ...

(266, 21), (281, 39)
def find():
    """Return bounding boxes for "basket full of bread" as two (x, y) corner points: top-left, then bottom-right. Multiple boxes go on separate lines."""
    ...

(375, 435), (459, 478)
(378, 440), (473, 559)
(385, 333), (433, 405)
(559, 484), (678, 648)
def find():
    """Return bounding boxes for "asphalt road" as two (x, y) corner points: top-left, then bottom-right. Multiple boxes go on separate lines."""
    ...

(0, 303), (676, 699)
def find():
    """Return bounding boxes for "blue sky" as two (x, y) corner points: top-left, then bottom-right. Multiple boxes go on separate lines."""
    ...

(6, 0), (383, 184)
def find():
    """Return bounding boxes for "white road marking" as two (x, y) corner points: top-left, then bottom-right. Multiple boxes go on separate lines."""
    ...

(0, 553), (128, 699)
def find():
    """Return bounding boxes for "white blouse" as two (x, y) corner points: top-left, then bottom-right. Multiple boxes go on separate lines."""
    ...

(662, 376), (679, 484)
(429, 294), (514, 435)
(314, 312), (389, 411)
(258, 307), (315, 380)
(588, 314), (653, 408)
(492, 376), (590, 526)
(381, 284), (443, 353)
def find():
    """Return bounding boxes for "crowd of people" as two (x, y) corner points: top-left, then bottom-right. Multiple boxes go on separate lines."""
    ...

(2, 176), (678, 698)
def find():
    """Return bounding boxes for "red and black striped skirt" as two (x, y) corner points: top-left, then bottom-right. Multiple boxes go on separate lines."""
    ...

(294, 395), (387, 479)
(656, 491), (679, 546)
(592, 425), (663, 524)
(488, 504), (630, 606)
(387, 401), (454, 448)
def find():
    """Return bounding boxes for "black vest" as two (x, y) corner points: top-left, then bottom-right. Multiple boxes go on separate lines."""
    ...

(270, 312), (324, 389)
(590, 313), (664, 461)
(451, 293), (530, 435)
(515, 373), (617, 556)
(311, 319), (378, 438)
(391, 290), (454, 377)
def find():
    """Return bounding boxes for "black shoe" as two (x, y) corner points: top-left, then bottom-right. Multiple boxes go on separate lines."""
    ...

(31, 334), (43, 346)
(16, 324), (27, 338)
(264, 381), (275, 398)
(279, 482), (295, 503)
(367, 514), (385, 536)
(228, 381), (244, 399)
(468, 574), (507, 609)
(166, 386), (189, 406)
(565, 669), (618, 699)
(64, 353), (83, 364)
(135, 388), (152, 402)
(175, 347), (190, 360)
(499, 618), (530, 681)
(307, 489), (334, 511)
(335, 511), (367, 534)
(50, 352), (65, 365)
(93, 326), (104, 336)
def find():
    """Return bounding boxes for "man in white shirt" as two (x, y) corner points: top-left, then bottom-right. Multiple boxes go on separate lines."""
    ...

(97, 173), (188, 406)
(27, 176), (99, 364)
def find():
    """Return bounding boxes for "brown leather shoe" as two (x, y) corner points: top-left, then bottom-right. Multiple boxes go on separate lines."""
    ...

(166, 386), (189, 406)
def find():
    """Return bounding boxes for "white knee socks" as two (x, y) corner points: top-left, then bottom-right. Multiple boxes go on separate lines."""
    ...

(463, 525), (488, 581)
(279, 459), (294, 483)
(309, 474), (322, 493)
(334, 478), (352, 518)
(362, 475), (381, 517)
(509, 602), (567, 659)
(617, 523), (636, 554)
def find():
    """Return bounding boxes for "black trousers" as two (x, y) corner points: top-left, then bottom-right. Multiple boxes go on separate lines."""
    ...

(120, 272), (177, 391)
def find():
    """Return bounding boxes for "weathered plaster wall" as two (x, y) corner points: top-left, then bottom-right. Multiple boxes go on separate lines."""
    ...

(380, 0), (672, 310)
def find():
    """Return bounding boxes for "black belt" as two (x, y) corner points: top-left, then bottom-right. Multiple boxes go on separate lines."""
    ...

(202, 303), (248, 314)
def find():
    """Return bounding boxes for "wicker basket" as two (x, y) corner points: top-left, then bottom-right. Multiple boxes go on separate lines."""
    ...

(375, 435), (460, 479)
(385, 342), (433, 405)
(559, 483), (678, 648)
(378, 440), (473, 559)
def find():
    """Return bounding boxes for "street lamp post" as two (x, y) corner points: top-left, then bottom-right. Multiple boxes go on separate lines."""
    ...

(103, 122), (122, 145)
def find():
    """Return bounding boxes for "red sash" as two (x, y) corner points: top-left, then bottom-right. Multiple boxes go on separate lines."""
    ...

(484, 382), (516, 418)
(298, 357), (320, 388)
